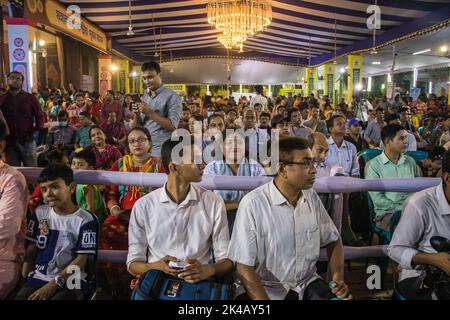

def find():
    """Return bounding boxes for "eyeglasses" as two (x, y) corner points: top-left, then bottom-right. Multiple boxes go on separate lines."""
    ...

(281, 159), (315, 168)
(128, 137), (149, 145)
(7, 76), (22, 81)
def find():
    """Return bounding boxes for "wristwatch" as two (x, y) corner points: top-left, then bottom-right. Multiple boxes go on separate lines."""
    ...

(54, 275), (65, 288)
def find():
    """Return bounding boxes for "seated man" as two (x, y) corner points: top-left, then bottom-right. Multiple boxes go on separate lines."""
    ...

(17, 164), (98, 300)
(228, 137), (352, 300)
(127, 138), (233, 283)
(46, 110), (77, 152)
(388, 150), (450, 300)
(365, 124), (421, 234)
(0, 121), (28, 299)
(380, 114), (417, 151)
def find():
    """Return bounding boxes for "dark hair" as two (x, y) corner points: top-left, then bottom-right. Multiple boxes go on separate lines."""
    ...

(182, 106), (190, 112)
(207, 114), (225, 126)
(161, 136), (196, 173)
(226, 108), (237, 115)
(271, 114), (289, 128)
(57, 110), (68, 119)
(288, 108), (300, 119)
(190, 114), (204, 122)
(259, 112), (271, 119)
(7, 71), (24, 81)
(37, 149), (67, 167)
(384, 113), (400, 123)
(398, 107), (410, 114)
(37, 164), (74, 186)
(278, 137), (310, 163)
(74, 93), (85, 101)
(376, 107), (384, 113)
(326, 115), (346, 131)
(381, 124), (405, 144)
(89, 125), (105, 139)
(70, 148), (96, 167)
(126, 126), (152, 153)
(79, 111), (90, 118)
(255, 85), (264, 95)
(443, 150), (450, 174)
(141, 61), (161, 74)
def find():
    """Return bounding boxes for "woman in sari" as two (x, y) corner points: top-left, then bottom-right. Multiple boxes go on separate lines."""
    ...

(85, 125), (122, 170)
(101, 126), (165, 250)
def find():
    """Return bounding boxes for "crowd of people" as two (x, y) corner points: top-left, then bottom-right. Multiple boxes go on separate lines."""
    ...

(0, 60), (449, 300)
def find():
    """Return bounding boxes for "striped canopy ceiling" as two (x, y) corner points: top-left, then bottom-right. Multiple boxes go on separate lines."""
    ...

(60, 0), (450, 65)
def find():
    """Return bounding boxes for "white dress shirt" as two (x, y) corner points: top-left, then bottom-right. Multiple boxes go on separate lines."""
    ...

(388, 182), (450, 282)
(325, 137), (360, 177)
(250, 95), (268, 109)
(228, 181), (340, 300)
(126, 183), (230, 269)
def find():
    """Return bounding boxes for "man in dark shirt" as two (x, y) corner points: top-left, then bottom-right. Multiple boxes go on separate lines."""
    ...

(344, 118), (368, 152)
(0, 71), (44, 166)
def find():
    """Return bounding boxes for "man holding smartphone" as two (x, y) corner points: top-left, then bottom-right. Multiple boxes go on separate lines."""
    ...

(132, 61), (182, 158)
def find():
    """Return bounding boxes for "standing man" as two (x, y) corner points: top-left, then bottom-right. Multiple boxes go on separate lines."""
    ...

(0, 71), (44, 166)
(133, 61), (182, 158)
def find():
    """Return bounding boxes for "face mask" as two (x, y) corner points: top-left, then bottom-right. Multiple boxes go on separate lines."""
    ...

(60, 121), (68, 127)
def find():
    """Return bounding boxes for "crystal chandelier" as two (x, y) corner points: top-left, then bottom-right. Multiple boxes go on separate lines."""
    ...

(207, 0), (272, 51)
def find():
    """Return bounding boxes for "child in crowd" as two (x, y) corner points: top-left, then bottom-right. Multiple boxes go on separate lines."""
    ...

(17, 164), (98, 300)
(71, 148), (108, 225)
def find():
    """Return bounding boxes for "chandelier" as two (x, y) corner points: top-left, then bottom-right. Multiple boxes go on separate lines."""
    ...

(207, 0), (272, 51)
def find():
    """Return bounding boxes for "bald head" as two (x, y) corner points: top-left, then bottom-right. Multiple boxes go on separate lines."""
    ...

(308, 132), (329, 163)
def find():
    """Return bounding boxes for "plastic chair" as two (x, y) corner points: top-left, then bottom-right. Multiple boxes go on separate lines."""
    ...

(357, 149), (382, 163)
(405, 151), (428, 164)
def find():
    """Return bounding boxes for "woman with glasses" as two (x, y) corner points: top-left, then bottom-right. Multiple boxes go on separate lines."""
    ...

(101, 126), (165, 251)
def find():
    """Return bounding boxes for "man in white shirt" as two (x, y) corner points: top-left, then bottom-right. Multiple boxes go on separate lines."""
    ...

(127, 138), (232, 283)
(249, 85), (268, 110)
(325, 115), (360, 177)
(242, 108), (270, 162)
(388, 150), (450, 300)
(228, 136), (352, 300)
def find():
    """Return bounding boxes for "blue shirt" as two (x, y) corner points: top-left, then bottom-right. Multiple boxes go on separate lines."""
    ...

(141, 85), (182, 157)
(204, 158), (265, 201)
(325, 136), (360, 177)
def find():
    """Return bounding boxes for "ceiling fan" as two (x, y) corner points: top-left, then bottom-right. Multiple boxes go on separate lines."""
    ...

(126, 0), (135, 36)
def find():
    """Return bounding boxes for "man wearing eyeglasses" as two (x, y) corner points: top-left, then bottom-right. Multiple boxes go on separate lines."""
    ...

(0, 71), (44, 166)
(228, 136), (352, 300)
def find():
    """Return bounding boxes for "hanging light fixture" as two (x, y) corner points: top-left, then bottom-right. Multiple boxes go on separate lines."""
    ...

(152, 15), (159, 57)
(207, 0), (272, 51)
(333, 18), (338, 64)
(370, 0), (378, 55)
(126, 0), (135, 36)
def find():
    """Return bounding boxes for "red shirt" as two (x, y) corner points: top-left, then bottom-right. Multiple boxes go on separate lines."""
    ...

(0, 90), (45, 144)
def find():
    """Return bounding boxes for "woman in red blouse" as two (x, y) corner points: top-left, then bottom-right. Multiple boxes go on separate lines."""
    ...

(100, 126), (165, 250)
(85, 125), (122, 170)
